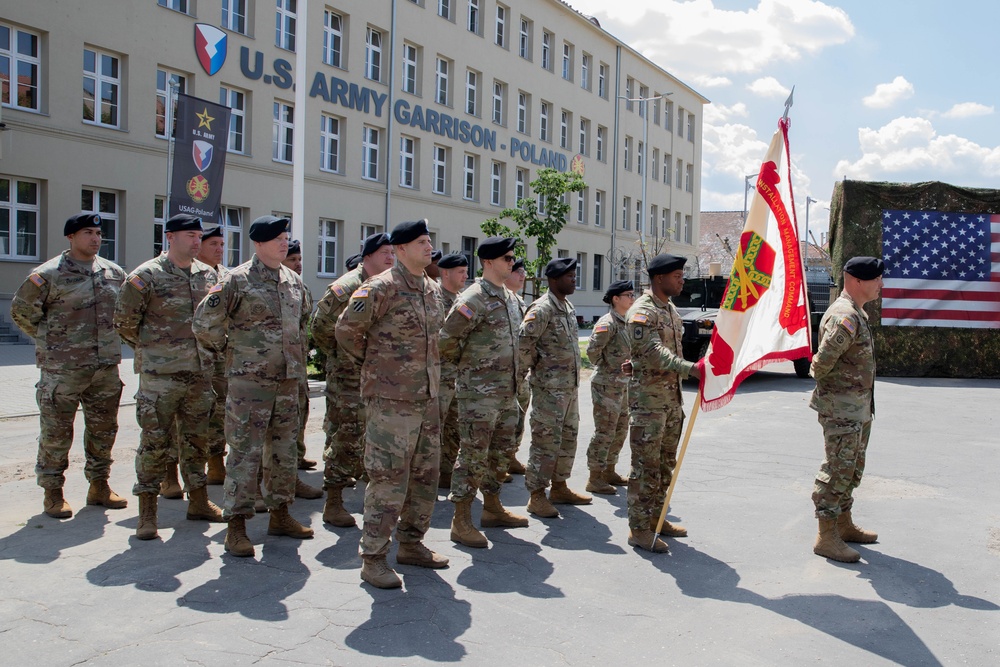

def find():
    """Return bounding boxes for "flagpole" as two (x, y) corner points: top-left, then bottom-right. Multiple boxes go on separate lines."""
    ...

(165, 80), (179, 218)
(651, 387), (701, 550)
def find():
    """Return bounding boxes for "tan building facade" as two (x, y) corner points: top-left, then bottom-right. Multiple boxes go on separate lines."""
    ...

(1, 0), (705, 321)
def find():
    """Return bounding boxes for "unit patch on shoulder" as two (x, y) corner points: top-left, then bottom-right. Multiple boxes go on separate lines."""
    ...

(128, 275), (147, 291)
(28, 273), (46, 287)
(206, 294), (221, 307)
(594, 323), (609, 333)
(630, 312), (649, 324)
(633, 326), (644, 340)
(839, 317), (856, 335)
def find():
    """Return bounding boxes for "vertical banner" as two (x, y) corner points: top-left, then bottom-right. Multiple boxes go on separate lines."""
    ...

(169, 93), (231, 224)
(700, 118), (811, 410)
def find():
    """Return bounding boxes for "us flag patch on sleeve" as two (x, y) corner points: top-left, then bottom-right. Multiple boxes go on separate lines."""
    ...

(594, 323), (609, 333)
(839, 317), (856, 335)
(332, 284), (346, 297)
(458, 304), (475, 319)
(208, 283), (223, 294)
(28, 273), (46, 287)
(352, 288), (370, 299)
(524, 311), (536, 322)
(630, 312), (648, 324)
(128, 275), (147, 291)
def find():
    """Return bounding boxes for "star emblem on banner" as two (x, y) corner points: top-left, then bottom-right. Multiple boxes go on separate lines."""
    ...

(196, 108), (215, 130)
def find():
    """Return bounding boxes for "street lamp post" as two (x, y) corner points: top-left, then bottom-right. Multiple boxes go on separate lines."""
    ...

(805, 196), (817, 263)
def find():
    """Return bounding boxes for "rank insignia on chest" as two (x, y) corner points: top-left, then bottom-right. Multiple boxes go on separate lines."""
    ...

(594, 323), (609, 333)
(630, 312), (648, 324)
(28, 273), (46, 287)
(458, 303), (475, 320)
(128, 275), (147, 291)
(839, 317), (856, 335)
(634, 326), (644, 340)
(332, 284), (346, 298)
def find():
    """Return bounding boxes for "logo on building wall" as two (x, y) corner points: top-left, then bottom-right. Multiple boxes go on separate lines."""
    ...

(194, 24), (227, 76)
(570, 154), (585, 176)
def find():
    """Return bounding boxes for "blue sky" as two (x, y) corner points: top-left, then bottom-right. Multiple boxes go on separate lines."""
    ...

(567, 0), (1000, 244)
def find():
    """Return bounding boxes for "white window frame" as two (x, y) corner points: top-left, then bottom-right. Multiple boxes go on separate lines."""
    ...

(664, 153), (671, 185)
(598, 63), (608, 99)
(318, 218), (340, 277)
(438, 0), (451, 20)
(276, 0), (296, 51)
(580, 53), (590, 91)
(81, 187), (118, 262)
(468, 0), (480, 34)
(365, 27), (383, 82)
(539, 102), (549, 141)
(515, 167), (527, 203)
(576, 190), (586, 224)
(490, 161), (503, 206)
(562, 42), (572, 81)
(222, 0), (248, 35)
(622, 196), (630, 231)
(362, 125), (380, 181)
(560, 110), (569, 149)
(320, 113), (341, 173)
(596, 125), (605, 162)
(399, 135), (416, 188)
(433, 145), (449, 194)
(624, 136), (631, 170)
(518, 18), (531, 60)
(435, 57), (450, 105)
(594, 190), (604, 227)
(541, 31), (551, 70)
(576, 253), (585, 289)
(158, 0), (190, 14)
(495, 5), (507, 47)
(636, 200), (642, 232)
(155, 68), (186, 139)
(463, 153), (477, 201)
(0, 176), (40, 260)
(220, 85), (247, 154)
(222, 206), (243, 267)
(465, 69), (478, 116)
(637, 141), (644, 175)
(323, 10), (343, 68)
(685, 215), (693, 244)
(686, 163), (694, 193)
(1, 23), (41, 112)
(402, 42), (418, 94)
(687, 112), (695, 141)
(83, 47), (121, 128)
(491, 80), (504, 125)
(661, 208), (669, 239)
(517, 92), (528, 134)
(272, 101), (294, 163)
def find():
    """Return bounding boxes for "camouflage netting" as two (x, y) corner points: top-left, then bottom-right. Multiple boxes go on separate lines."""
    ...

(828, 179), (1000, 378)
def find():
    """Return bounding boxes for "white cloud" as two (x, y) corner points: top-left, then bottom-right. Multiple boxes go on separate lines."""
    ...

(692, 74), (732, 88)
(704, 101), (749, 124)
(746, 76), (790, 98)
(942, 102), (994, 119)
(861, 76), (913, 109)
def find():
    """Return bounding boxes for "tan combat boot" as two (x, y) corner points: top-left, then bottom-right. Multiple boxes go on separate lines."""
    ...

(628, 528), (670, 553)
(267, 503), (314, 539)
(159, 462), (183, 499)
(224, 515), (255, 557)
(507, 457), (526, 475)
(814, 517), (861, 562)
(295, 477), (324, 499)
(206, 454), (226, 485)
(450, 498), (488, 548)
(585, 469), (616, 495)
(652, 518), (688, 538)
(549, 480), (592, 505)
(136, 492), (158, 540)
(481, 492), (529, 528)
(837, 511), (878, 543)
(603, 467), (628, 486)
(397, 541), (450, 568)
(323, 486), (356, 527)
(526, 489), (559, 518)
(43, 487), (73, 518)
(361, 555), (402, 589)
(186, 486), (224, 522)
(86, 479), (128, 509)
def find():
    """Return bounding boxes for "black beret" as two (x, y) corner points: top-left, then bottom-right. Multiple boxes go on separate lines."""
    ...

(511, 258), (525, 272)
(389, 219), (431, 245)
(478, 236), (518, 260)
(361, 232), (391, 257)
(544, 257), (577, 278)
(64, 213), (102, 236)
(346, 253), (362, 270)
(248, 215), (289, 242)
(844, 256), (885, 280)
(202, 224), (223, 240)
(431, 250), (443, 262)
(165, 213), (203, 233)
(603, 280), (634, 303)
(438, 252), (469, 269)
(286, 239), (301, 256)
(648, 253), (687, 277)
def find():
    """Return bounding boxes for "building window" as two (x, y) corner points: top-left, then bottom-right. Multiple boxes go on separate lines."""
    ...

(598, 63), (608, 99)
(222, 206), (243, 267)
(674, 211), (682, 242)
(576, 190), (586, 224)
(81, 187), (118, 262)
(272, 101), (293, 163)
(438, 0), (451, 20)
(461, 236), (477, 269)
(222, 0), (248, 35)
(495, 4), (507, 47)
(559, 110), (570, 149)
(323, 10), (343, 68)
(677, 105), (684, 135)
(653, 95), (661, 125)
(661, 208), (670, 238)
(515, 167), (527, 202)
(155, 68), (186, 138)
(517, 91), (528, 134)
(153, 197), (165, 256)
(491, 81), (505, 125)
(580, 53), (591, 91)
(576, 253), (585, 289)
(625, 78), (634, 111)
(561, 42), (572, 81)
(596, 125), (605, 161)
(83, 48), (121, 128)
(467, 0), (480, 34)
(0, 23), (41, 111)
(465, 69), (478, 116)
(400, 135), (416, 188)
(537, 192), (546, 215)
(638, 85), (648, 117)
(365, 27), (382, 82)
(686, 163), (694, 193)
(276, 0), (296, 51)
(664, 100), (673, 134)
(220, 86), (247, 154)
(578, 118), (588, 155)
(594, 190), (604, 227)
(320, 114), (341, 172)
(637, 141), (643, 175)
(541, 31), (552, 70)
(433, 145), (449, 194)
(539, 102), (549, 141)
(622, 196), (630, 231)
(158, 0), (190, 13)
(663, 153), (671, 185)
(687, 112), (695, 141)
(362, 126), (380, 181)
(650, 204), (657, 236)
(318, 218), (340, 276)
(435, 57), (450, 105)
(360, 223), (382, 241)
(0, 176), (39, 260)
(676, 158), (683, 189)
(402, 42), (418, 94)
(636, 200), (642, 232)
(624, 136), (631, 170)
(592, 254), (603, 291)
(518, 18), (531, 60)
(651, 148), (659, 180)
(684, 215), (693, 244)
(463, 153), (477, 201)
(490, 161), (503, 206)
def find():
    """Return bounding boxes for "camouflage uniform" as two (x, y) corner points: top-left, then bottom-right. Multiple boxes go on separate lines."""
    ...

(336, 264), (444, 557)
(518, 290), (581, 492)
(809, 292), (876, 520)
(114, 254), (217, 495)
(439, 279), (520, 501)
(206, 265), (229, 460)
(310, 266), (370, 487)
(10, 251), (125, 489)
(585, 310), (630, 472)
(192, 255), (311, 518)
(296, 283), (314, 463)
(438, 287), (462, 479)
(625, 291), (696, 531)
(511, 293), (530, 453)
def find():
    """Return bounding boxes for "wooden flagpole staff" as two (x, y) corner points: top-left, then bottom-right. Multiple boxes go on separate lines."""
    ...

(651, 387), (701, 550)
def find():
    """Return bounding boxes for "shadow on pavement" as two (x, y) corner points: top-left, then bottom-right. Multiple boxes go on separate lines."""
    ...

(539, 504), (626, 554)
(0, 505), (110, 564)
(86, 522), (216, 592)
(455, 533), (563, 599)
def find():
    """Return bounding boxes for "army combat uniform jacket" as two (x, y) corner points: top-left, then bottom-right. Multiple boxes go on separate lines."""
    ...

(627, 291), (695, 408)
(809, 293), (875, 422)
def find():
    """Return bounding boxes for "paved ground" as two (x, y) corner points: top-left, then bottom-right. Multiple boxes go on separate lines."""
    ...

(0, 347), (998, 666)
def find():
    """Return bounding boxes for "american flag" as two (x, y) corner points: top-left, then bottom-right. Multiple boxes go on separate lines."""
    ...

(881, 210), (1000, 328)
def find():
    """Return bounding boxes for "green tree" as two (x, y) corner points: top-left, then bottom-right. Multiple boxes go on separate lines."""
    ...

(482, 167), (586, 297)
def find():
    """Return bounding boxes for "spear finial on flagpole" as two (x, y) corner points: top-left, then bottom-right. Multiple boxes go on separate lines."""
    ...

(782, 86), (795, 121)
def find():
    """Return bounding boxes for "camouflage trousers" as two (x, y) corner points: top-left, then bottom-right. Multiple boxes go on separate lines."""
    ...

(812, 417), (872, 519)
(439, 387), (460, 478)
(165, 368), (227, 467)
(360, 396), (441, 557)
(35, 365), (123, 489)
(627, 404), (684, 530)
(586, 381), (629, 471)
(296, 378), (309, 462)
(525, 385), (580, 492)
(322, 372), (365, 487)
(223, 377), (300, 519)
(133, 371), (213, 495)
(449, 394), (520, 502)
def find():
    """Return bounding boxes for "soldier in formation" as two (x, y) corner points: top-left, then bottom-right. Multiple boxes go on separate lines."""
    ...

(504, 258), (529, 477)
(434, 251), (469, 489)
(195, 223), (229, 485)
